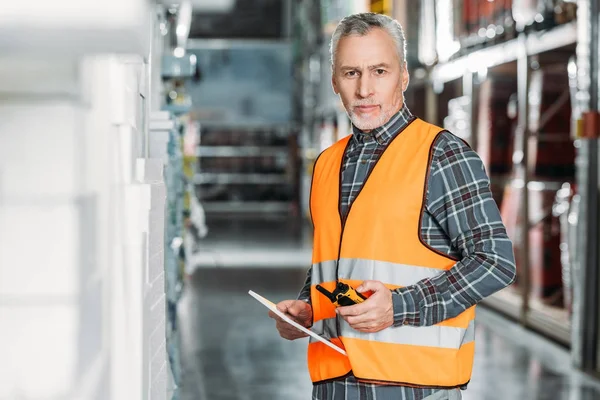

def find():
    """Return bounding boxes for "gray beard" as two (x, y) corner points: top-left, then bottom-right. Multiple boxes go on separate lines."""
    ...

(349, 109), (390, 131)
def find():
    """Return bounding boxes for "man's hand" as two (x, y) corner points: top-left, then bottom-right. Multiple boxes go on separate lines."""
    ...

(336, 280), (393, 333)
(269, 300), (313, 340)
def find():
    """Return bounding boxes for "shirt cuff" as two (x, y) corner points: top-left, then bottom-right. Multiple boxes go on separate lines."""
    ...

(392, 286), (421, 327)
(297, 291), (312, 305)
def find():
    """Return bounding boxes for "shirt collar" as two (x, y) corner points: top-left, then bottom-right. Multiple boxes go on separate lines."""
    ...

(351, 104), (413, 145)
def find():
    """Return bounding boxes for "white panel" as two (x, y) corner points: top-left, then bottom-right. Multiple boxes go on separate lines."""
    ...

(150, 182), (167, 209)
(113, 125), (139, 185)
(149, 317), (166, 363)
(148, 253), (164, 283)
(0, 0), (146, 28)
(0, 102), (80, 198)
(109, 62), (142, 127)
(0, 0), (150, 56)
(149, 351), (167, 400)
(148, 131), (171, 163)
(0, 203), (78, 296)
(0, 59), (79, 95)
(136, 158), (164, 184)
(0, 305), (77, 399)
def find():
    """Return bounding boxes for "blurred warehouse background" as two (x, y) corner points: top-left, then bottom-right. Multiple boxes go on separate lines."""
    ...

(2, 0), (600, 399)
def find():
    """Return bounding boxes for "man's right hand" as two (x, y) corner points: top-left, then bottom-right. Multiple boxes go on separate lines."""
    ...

(269, 300), (313, 340)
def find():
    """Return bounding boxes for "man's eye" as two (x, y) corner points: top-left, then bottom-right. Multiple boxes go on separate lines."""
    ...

(346, 71), (358, 77)
(375, 69), (386, 75)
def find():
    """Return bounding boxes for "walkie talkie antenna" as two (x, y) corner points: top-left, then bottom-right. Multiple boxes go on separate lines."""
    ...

(316, 285), (337, 303)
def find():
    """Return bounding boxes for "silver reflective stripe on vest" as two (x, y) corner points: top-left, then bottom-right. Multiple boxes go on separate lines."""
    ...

(309, 317), (339, 344)
(340, 319), (476, 349)
(311, 258), (447, 287)
(311, 259), (338, 284)
(460, 319), (475, 346)
(338, 258), (446, 286)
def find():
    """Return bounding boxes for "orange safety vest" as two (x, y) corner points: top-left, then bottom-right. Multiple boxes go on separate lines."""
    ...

(308, 117), (476, 388)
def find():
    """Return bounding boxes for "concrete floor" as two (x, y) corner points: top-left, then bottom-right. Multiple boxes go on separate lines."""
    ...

(177, 217), (600, 399)
(177, 267), (600, 400)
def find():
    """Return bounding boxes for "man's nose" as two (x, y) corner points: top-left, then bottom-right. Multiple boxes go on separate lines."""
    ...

(357, 75), (374, 99)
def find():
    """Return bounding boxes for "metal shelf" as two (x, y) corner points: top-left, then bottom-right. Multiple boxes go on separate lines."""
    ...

(432, 22), (577, 84)
(194, 173), (289, 184)
(202, 201), (291, 213)
(187, 39), (292, 50)
(197, 146), (288, 157)
(163, 103), (192, 115)
(482, 286), (571, 346)
(198, 121), (292, 130)
(482, 286), (522, 320)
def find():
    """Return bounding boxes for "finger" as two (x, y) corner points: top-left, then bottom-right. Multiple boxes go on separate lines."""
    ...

(352, 324), (380, 333)
(275, 318), (305, 335)
(268, 310), (278, 319)
(337, 301), (370, 317)
(268, 310), (285, 322)
(279, 301), (309, 320)
(276, 320), (308, 339)
(356, 280), (386, 293)
(344, 312), (374, 326)
(347, 315), (386, 331)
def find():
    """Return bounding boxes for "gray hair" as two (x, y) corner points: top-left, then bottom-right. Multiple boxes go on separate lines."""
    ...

(330, 13), (406, 67)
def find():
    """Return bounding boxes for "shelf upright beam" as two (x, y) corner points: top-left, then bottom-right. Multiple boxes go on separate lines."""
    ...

(572, 0), (600, 372)
(462, 70), (477, 149)
(426, 69), (439, 127)
(515, 33), (531, 326)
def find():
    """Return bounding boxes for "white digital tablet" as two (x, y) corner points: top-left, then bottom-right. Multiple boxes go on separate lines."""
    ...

(248, 290), (347, 356)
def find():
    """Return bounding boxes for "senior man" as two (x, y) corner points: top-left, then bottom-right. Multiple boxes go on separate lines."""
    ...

(269, 12), (516, 400)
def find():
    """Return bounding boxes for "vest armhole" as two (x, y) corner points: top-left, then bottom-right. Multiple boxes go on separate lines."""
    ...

(309, 135), (353, 231)
(309, 149), (327, 231)
(418, 129), (460, 263)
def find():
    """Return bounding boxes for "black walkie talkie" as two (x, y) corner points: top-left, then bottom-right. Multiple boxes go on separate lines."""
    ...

(316, 282), (367, 307)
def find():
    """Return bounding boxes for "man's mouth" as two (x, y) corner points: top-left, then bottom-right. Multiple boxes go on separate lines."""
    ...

(354, 105), (379, 113)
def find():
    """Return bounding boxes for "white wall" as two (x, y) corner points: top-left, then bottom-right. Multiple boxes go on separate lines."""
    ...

(0, 2), (169, 400)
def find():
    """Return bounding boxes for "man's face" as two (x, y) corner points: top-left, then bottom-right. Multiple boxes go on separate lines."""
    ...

(332, 28), (409, 132)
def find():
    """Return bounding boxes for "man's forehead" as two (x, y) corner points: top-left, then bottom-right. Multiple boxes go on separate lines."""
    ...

(336, 52), (400, 70)
(335, 31), (400, 68)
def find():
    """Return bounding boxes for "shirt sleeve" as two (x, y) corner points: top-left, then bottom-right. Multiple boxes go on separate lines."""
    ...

(391, 132), (517, 327)
(297, 267), (312, 304)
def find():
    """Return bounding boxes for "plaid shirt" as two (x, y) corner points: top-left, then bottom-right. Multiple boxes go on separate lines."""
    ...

(299, 105), (516, 400)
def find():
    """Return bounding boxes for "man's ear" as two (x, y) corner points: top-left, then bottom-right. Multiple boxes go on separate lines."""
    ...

(332, 73), (339, 95)
(401, 61), (410, 92)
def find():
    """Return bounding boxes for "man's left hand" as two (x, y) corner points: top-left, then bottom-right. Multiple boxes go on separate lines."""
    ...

(336, 280), (393, 333)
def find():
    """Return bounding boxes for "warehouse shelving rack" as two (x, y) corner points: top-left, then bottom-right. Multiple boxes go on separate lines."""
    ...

(194, 122), (296, 214)
(420, 20), (578, 346)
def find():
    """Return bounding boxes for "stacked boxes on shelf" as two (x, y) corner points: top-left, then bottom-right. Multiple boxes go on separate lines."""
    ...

(501, 180), (564, 306)
(477, 78), (517, 177)
(527, 65), (575, 180)
(149, 111), (185, 396)
(499, 64), (575, 307)
(196, 125), (293, 212)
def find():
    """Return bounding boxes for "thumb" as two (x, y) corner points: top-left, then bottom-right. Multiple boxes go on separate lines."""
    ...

(276, 300), (295, 313)
(287, 300), (310, 317)
(356, 280), (385, 293)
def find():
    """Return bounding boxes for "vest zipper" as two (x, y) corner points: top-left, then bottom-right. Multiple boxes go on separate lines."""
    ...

(335, 116), (418, 279)
(334, 117), (416, 349)
(335, 138), (353, 336)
